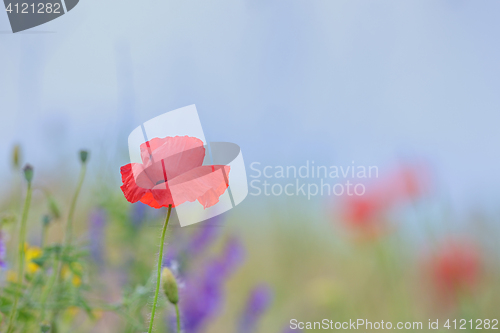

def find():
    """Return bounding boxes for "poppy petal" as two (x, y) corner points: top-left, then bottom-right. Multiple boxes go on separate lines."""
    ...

(148, 165), (230, 208)
(120, 163), (155, 203)
(139, 192), (163, 209)
(140, 136), (205, 184)
(148, 182), (175, 207)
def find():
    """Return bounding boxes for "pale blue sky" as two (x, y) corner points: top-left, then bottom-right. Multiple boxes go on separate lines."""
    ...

(1, 0), (500, 213)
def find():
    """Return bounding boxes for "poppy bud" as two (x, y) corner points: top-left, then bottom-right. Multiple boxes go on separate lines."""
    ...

(23, 164), (34, 183)
(161, 267), (179, 305)
(79, 150), (89, 164)
(42, 215), (52, 227)
(12, 144), (21, 169)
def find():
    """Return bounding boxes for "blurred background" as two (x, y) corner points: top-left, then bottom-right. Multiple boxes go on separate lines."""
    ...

(1, 0), (500, 332)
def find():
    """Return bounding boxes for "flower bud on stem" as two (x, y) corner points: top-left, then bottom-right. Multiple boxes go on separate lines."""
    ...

(12, 145), (21, 170)
(46, 151), (88, 327)
(7, 166), (34, 332)
(162, 267), (181, 332)
(79, 150), (89, 164)
(23, 164), (33, 184)
(161, 267), (179, 305)
(148, 205), (173, 333)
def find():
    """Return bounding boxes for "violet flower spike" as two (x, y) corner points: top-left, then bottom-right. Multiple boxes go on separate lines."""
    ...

(88, 209), (106, 266)
(180, 237), (245, 333)
(239, 284), (273, 333)
(187, 215), (222, 257)
(130, 202), (147, 228)
(0, 231), (6, 269)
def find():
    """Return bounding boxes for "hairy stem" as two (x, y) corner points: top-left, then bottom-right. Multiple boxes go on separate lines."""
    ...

(57, 163), (87, 282)
(175, 303), (181, 333)
(65, 164), (87, 247)
(50, 163), (87, 327)
(148, 205), (172, 333)
(7, 182), (32, 333)
(39, 249), (60, 323)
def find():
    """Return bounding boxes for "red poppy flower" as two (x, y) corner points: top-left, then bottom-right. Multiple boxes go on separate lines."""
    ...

(430, 240), (481, 298)
(120, 136), (230, 209)
(342, 193), (385, 229)
(339, 163), (429, 237)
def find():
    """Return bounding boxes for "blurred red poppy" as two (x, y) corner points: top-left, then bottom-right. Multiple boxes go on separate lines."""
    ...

(430, 239), (481, 299)
(120, 136), (230, 209)
(339, 163), (429, 237)
(342, 192), (385, 233)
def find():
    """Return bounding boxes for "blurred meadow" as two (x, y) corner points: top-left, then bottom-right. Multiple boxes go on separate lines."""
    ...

(2, 0), (500, 332)
(1, 145), (499, 333)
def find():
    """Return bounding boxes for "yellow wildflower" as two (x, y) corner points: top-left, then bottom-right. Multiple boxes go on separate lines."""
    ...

(61, 263), (83, 287)
(63, 306), (79, 320)
(25, 244), (42, 274)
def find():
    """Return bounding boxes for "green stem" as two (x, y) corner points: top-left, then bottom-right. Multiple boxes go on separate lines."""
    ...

(39, 250), (60, 323)
(56, 163), (86, 284)
(7, 182), (32, 333)
(65, 164), (87, 247)
(147, 205), (172, 333)
(175, 304), (181, 333)
(41, 224), (48, 248)
(49, 163), (86, 328)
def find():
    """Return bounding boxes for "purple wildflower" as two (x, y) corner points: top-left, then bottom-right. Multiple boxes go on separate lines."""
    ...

(88, 209), (106, 265)
(239, 284), (273, 333)
(219, 236), (245, 275)
(187, 215), (222, 257)
(180, 237), (245, 333)
(164, 215), (224, 271)
(0, 231), (6, 269)
(164, 248), (180, 270)
(130, 202), (147, 227)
